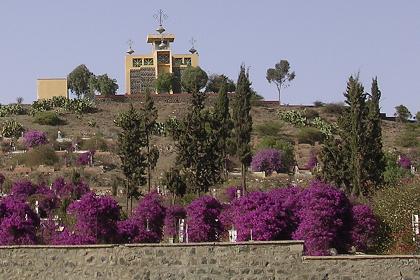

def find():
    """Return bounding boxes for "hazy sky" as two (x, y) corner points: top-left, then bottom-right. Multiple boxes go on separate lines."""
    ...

(0, 0), (419, 115)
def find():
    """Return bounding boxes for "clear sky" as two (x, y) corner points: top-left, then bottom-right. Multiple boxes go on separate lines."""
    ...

(0, 0), (419, 115)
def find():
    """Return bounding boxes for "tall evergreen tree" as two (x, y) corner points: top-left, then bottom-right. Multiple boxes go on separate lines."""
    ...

(232, 65), (253, 193)
(142, 91), (159, 192)
(115, 104), (147, 213)
(213, 79), (233, 180)
(321, 76), (386, 196)
(364, 78), (385, 188)
(174, 91), (222, 194)
(341, 76), (368, 196)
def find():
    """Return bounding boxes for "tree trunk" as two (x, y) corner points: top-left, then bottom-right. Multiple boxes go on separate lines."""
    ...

(147, 133), (151, 193)
(277, 83), (282, 106)
(126, 182), (129, 215)
(241, 163), (247, 194)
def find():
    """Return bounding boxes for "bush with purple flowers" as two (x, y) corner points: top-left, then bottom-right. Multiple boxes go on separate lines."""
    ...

(55, 192), (120, 244)
(0, 196), (39, 245)
(251, 148), (282, 175)
(76, 150), (95, 166)
(186, 195), (223, 242)
(51, 177), (90, 200)
(292, 181), (352, 255)
(398, 155), (412, 169)
(23, 130), (48, 148)
(120, 192), (166, 243)
(349, 204), (377, 252)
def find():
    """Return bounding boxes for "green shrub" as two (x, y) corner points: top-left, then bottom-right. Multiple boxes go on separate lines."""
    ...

(372, 178), (420, 254)
(19, 145), (58, 167)
(304, 109), (319, 120)
(313, 101), (324, 107)
(296, 127), (325, 144)
(383, 152), (412, 186)
(255, 121), (283, 136)
(80, 136), (108, 151)
(1, 120), (24, 138)
(34, 111), (64, 126)
(323, 102), (346, 115)
(256, 136), (295, 172)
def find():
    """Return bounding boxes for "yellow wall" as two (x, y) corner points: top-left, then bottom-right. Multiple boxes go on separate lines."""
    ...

(37, 79), (68, 100)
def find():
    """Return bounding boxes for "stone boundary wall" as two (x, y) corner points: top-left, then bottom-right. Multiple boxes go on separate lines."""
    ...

(0, 241), (418, 280)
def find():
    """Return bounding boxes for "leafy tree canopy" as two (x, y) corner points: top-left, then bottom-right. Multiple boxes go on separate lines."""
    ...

(205, 74), (236, 93)
(67, 64), (94, 99)
(266, 60), (295, 105)
(181, 66), (208, 93)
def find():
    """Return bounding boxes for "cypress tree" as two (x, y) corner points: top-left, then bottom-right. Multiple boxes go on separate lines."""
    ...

(213, 79), (233, 180)
(232, 65), (253, 193)
(364, 78), (385, 188)
(115, 104), (147, 213)
(142, 91), (159, 192)
(175, 91), (222, 194)
(340, 76), (368, 196)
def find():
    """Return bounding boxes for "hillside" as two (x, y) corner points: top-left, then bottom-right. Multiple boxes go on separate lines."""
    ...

(0, 98), (418, 206)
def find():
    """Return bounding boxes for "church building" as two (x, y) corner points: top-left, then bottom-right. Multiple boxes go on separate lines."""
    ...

(124, 13), (199, 95)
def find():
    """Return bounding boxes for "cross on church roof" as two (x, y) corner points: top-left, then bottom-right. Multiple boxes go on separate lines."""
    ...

(189, 37), (197, 54)
(154, 9), (168, 34)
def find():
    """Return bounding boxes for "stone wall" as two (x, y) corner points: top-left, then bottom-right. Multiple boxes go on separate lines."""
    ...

(0, 241), (418, 280)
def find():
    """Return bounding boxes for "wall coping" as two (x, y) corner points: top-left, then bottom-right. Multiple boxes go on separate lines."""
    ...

(0, 240), (304, 250)
(303, 254), (420, 261)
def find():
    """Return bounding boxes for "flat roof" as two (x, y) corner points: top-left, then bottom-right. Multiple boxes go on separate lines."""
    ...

(147, 34), (175, 43)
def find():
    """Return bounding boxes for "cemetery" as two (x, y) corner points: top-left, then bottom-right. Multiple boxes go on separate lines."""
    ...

(0, 4), (419, 280)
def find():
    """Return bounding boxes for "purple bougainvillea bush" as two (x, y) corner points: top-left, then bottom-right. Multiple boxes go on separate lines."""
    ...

(186, 195), (223, 242)
(251, 149), (282, 175)
(398, 155), (412, 169)
(51, 177), (90, 200)
(119, 192), (166, 243)
(23, 130), (48, 148)
(292, 181), (352, 256)
(229, 189), (298, 241)
(76, 150), (95, 166)
(54, 192), (120, 245)
(0, 196), (40, 245)
(225, 186), (242, 202)
(349, 204), (377, 252)
(164, 205), (186, 238)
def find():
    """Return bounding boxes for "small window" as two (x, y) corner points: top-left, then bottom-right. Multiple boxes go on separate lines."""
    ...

(174, 58), (183, 66)
(144, 58), (154, 65)
(184, 58), (192, 66)
(133, 58), (142, 67)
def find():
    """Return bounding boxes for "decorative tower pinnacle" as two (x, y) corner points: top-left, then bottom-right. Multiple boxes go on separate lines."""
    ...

(126, 39), (134, 55)
(189, 37), (197, 54)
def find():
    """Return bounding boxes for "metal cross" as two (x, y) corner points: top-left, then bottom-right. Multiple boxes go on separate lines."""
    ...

(127, 39), (134, 48)
(189, 37), (196, 48)
(153, 9), (168, 26)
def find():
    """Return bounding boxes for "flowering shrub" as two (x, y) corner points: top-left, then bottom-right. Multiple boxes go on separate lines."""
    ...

(163, 205), (186, 238)
(349, 204), (377, 252)
(56, 193), (120, 244)
(11, 180), (37, 199)
(225, 186), (241, 202)
(77, 150), (95, 166)
(51, 177), (90, 200)
(251, 149), (282, 175)
(229, 189), (297, 241)
(0, 197), (39, 245)
(398, 155), (411, 169)
(23, 130), (48, 148)
(292, 181), (352, 256)
(186, 195), (223, 242)
(121, 192), (166, 243)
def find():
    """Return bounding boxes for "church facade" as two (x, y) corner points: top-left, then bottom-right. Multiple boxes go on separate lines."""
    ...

(124, 24), (199, 95)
